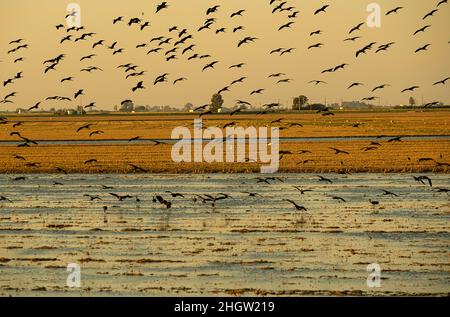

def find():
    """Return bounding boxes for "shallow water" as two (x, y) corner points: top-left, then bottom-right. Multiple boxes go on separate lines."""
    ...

(1, 135), (449, 146)
(0, 173), (449, 296)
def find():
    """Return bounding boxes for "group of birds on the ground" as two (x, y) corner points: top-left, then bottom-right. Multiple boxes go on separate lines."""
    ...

(1, 1), (449, 109)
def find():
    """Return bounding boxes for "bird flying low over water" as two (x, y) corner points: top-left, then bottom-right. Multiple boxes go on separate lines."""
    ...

(285, 199), (308, 211)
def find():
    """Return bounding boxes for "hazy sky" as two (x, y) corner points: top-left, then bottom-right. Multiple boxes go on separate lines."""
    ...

(0, 0), (449, 110)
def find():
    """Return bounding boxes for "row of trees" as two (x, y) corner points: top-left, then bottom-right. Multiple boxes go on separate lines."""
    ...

(116, 94), (424, 113)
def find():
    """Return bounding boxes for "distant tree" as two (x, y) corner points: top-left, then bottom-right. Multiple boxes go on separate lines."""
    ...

(307, 103), (327, 111)
(409, 97), (416, 107)
(134, 106), (146, 112)
(120, 101), (134, 112)
(292, 95), (309, 110)
(210, 94), (224, 113)
(114, 105), (118, 111)
(76, 105), (86, 115)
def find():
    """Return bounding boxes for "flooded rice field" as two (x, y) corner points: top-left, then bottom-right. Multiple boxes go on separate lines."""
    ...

(0, 173), (449, 296)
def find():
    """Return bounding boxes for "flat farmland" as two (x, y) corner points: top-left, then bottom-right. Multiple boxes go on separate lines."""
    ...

(1, 111), (449, 141)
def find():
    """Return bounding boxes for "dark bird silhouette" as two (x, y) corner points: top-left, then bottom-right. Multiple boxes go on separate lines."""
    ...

(84, 194), (102, 201)
(56, 167), (68, 174)
(388, 136), (402, 143)
(128, 136), (140, 142)
(202, 61), (219, 72)
(348, 82), (363, 89)
(149, 140), (167, 146)
(317, 175), (333, 184)
(110, 193), (134, 201)
(231, 9), (245, 18)
(344, 36), (361, 42)
(414, 176), (432, 187)
(415, 44), (431, 53)
(165, 191), (185, 198)
(356, 42), (376, 57)
(372, 84), (390, 92)
(0, 196), (12, 202)
(308, 43), (323, 49)
(129, 164), (148, 173)
(401, 86), (419, 93)
(413, 25), (431, 36)
(206, 5), (220, 15)
(285, 199), (307, 211)
(27, 102), (41, 111)
(433, 77), (450, 85)
(293, 187), (312, 195)
(89, 130), (104, 137)
(382, 190), (398, 197)
(155, 2), (169, 13)
(74, 89), (84, 99)
(60, 35), (72, 44)
(423, 9), (438, 20)
(230, 63), (246, 69)
(309, 80), (327, 86)
(194, 104), (208, 112)
(278, 21), (295, 31)
(77, 124), (93, 133)
(113, 16), (123, 24)
(349, 22), (364, 34)
(237, 37), (258, 48)
(132, 81), (145, 92)
(386, 7), (403, 16)
(330, 147), (350, 155)
(173, 77), (187, 85)
(61, 77), (73, 83)
(153, 195), (172, 209)
(331, 196), (346, 203)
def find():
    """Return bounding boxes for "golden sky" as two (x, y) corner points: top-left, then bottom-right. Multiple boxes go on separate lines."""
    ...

(0, 0), (449, 110)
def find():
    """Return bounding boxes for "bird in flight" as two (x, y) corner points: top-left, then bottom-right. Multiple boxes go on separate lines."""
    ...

(386, 7), (403, 16)
(202, 61), (219, 72)
(349, 22), (364, 34)
(156, 2), (169, 13)
(423, 9), (438, 20)
(74, 89), (84, 99)
(413, 25), (431, 36)
(285, 199), (307, 211)
(348, 82), (363, 89)
(401, 86), (419, 93)
(314, 5), (330, 15)
(415, 44), (431, 53)
(433, 77), (450, 85)
(132, 81), (145, 92)
(278, 21), (295, 31)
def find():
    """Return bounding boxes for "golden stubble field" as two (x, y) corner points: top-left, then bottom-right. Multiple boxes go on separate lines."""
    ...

(1, 111), (450, 140)
(0, 110), (449, 173)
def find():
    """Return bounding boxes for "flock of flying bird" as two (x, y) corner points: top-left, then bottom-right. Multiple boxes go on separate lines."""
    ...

(1, 1), (449, 109)
(1, 1), (449, 213)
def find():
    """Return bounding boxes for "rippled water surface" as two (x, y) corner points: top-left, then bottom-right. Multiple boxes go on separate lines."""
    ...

(0, 173), (449, 296)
